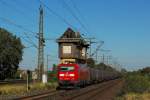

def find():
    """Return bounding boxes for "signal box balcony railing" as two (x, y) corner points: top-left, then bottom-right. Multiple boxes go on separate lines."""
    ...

(56, 38), (89, 47)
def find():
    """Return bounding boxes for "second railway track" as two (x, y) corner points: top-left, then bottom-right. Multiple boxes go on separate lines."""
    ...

(17, 89), (58, 100)
(0, 80), (27, 85)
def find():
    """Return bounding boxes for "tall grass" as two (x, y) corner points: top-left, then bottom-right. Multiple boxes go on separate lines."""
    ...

(116, 92), (150, 100)
(0, 84), (27, 95)
(0, 82), (58, 95)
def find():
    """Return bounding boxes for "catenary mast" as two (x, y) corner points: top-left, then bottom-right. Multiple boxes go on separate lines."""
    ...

(37, 5), (45, 82)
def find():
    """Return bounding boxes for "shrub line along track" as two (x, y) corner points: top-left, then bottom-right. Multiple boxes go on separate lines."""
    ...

(16, 79), (122, 100)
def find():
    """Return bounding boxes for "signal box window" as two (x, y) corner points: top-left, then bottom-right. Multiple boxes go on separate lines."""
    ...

(63, 46), (71, 54)
(60, 66), (74, 71)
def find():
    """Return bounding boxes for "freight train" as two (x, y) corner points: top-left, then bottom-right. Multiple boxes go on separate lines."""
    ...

(57, 63), (120, 88)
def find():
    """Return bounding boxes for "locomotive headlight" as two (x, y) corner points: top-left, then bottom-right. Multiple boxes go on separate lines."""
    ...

(70, 74), (75, 76)
(59, 74), (64, 76)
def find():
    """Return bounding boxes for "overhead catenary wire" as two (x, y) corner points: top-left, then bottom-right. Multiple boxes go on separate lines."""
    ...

(0, 26), (36, 49)
(0, 0), (36, 34)
(59, 0), (90, 36)
(0, 0), (39, 40)
(38, 0), (78, 31)
(69, 0), (91, 35)
(20, 36), (37, 48)
(0, 0), (46, 49)
(13, 0), (37, 12)
(0, 0), (35, 28)
(0, 17), (38, 48)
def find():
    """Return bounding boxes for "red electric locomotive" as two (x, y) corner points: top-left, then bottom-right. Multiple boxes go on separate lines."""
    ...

(57, 63), (90, 88)
(57, 63), (120, 89)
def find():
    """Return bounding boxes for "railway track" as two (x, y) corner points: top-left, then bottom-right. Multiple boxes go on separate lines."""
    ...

(16, 89), (58, 100)
(16, 79), (122, 100)
(0, 80), (27, 85)
(0, 79), (41, 85)
(55, 79), (121, 100)
(69, 79), (121, 100)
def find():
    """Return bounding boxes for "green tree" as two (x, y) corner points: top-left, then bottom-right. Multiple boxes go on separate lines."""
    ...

(96, 63), (107, 69)
(124, 74), (150, 93)
(96, 63), (115, 71)
(141, 67), (150, 75)
(0, 28), (24, 80)
(52, 64), (57, 72)
(121, 68), (127, 73)
(87, 58), (95, 68)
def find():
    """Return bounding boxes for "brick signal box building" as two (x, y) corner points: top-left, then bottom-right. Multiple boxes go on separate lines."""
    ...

(57, 28), (89, 64)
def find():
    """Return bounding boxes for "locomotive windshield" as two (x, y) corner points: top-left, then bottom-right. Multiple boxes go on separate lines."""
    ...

(60, 66), (74, 71)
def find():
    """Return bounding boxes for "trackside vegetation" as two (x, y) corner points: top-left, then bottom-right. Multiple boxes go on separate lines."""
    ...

(0, 82), (58, 95)
(0, 28), (24, 80)
(116, 67), (150, 100)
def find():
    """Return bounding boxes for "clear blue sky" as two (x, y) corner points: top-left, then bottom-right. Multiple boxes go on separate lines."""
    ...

(0, 0), (150, 71)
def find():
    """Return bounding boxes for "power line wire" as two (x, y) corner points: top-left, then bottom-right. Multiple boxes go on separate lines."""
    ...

(69, 0), (91, 35)
(38, 0), (78, 31)
(0, 17), (37, 48)
(20, 37), (36, 49)
(0, 0), (34, 26)
(0, 0), (38, 39)
(13, 0), (37, 11)
(59, 0), (90, 35)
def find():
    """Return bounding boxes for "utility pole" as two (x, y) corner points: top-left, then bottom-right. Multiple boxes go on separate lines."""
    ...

(102, 54), (105, 63)
(106, 55), (112, 65)
(90, 41), (104, 62)
(46, 55), (50, 74)
(89, 39), (92, 58)
(100, 49), (111, 64)
(37, 5), (45, 82)
(87, 38), (96, 58)
(47, 55), (49, 72)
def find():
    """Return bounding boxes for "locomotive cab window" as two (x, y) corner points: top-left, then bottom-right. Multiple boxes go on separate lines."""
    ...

(60, 66), (74, 71)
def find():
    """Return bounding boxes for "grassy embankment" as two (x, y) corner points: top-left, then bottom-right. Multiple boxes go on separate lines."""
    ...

(116, 68), (150, 100)
(0, 82), (58, 95)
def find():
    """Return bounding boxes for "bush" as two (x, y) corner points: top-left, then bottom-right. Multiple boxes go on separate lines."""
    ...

(123, 74), (150, 93)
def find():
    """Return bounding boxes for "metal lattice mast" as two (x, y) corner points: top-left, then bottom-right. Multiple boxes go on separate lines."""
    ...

(37, 5), (44, 81)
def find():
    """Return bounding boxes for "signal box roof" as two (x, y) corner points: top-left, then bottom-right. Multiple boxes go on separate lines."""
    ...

(57, 28), (89, 47)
